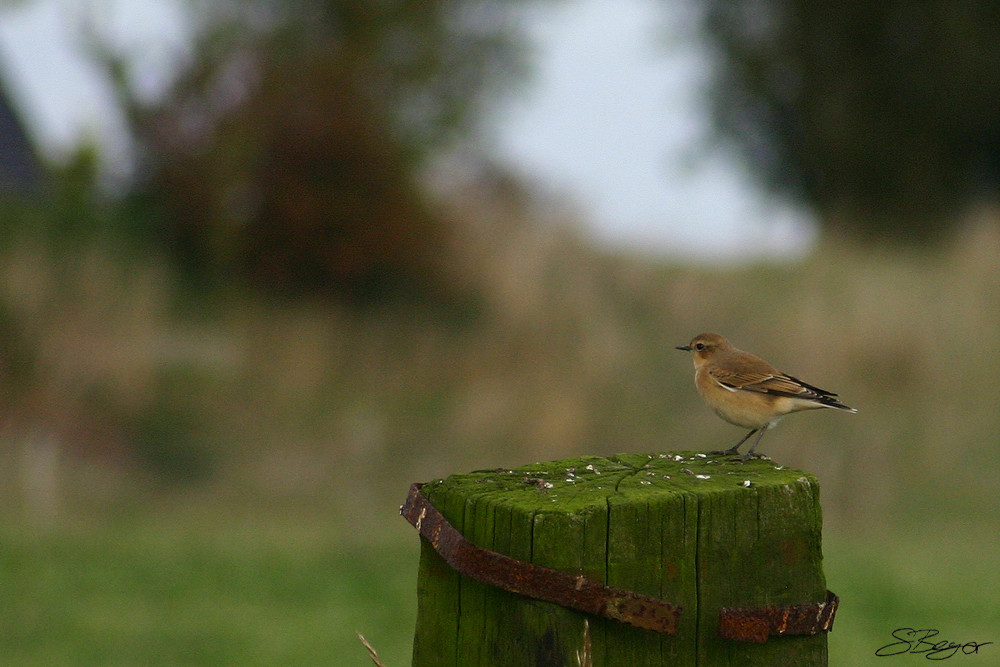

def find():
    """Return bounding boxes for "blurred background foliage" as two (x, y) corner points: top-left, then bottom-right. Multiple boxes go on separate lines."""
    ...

(1, 0), (999, 664)
(699, 0), (1000, 241)
(105, 0), (532, 302)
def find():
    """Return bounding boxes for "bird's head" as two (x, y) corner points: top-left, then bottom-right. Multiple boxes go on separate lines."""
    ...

(675, 332), (731, 360)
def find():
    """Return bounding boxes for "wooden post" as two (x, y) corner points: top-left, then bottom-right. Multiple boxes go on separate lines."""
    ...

(408, 452), (832, 666)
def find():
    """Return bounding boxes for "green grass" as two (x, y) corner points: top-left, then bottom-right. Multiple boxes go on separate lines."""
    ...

(2, 504), (998, 666)
(0, 510), (419, 666)
(824, 527), (1000, 664)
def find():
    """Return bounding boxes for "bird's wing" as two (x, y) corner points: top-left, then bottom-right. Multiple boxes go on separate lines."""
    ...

(708, 367), (836, 400)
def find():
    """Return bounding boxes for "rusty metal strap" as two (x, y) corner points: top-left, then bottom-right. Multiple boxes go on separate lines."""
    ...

(400, 482), (682, 634)
(719, 589), (839, 643)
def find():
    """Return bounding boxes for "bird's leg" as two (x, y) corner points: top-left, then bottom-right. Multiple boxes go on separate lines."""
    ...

(711, 428), (757, 456)
(740, 428), (770, 461)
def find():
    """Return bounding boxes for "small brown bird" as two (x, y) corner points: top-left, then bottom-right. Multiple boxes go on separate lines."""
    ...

(676, 332), (856, 459)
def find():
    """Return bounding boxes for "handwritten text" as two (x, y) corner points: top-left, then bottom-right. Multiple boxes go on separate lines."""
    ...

(876, 628), (992, 660)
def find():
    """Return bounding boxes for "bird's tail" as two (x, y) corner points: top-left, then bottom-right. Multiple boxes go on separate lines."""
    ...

(817, 395), (857, 413)
(786, 373), (858, 413)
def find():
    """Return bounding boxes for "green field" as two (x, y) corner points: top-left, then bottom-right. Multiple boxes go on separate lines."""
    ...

(2, 497), (997, 666)
(825, 529), (1000, 664)
(3, 201), (1000, 664)
(0, 506), (419, 666)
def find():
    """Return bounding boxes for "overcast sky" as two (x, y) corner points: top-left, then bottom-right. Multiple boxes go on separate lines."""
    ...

(0, 0), (815, 261)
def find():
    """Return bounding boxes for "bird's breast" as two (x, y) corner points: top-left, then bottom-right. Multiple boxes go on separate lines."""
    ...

(695, 369), (791, 429)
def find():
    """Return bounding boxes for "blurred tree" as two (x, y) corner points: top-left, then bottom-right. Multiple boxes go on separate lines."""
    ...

(695, 0), (1000, 241)
(105, 0), (540, 301)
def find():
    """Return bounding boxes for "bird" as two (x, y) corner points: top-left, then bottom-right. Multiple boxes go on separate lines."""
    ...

(676, 332), (856, 460)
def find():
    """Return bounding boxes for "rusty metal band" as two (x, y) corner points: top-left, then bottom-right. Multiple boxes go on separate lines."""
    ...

(400, 482), (681, 634)
(719, 589), (839, 643)
(401, 482), (838, 642)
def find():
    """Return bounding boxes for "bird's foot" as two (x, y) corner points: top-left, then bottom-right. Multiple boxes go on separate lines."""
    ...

(708, 448), (770, 462)
(709, 448), (740, 457)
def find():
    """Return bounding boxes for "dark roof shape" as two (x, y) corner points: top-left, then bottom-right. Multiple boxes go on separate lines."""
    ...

(0, 77), (43, 191)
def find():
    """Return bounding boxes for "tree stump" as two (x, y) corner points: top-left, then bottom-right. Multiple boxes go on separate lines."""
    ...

(407, 451), (833, 666)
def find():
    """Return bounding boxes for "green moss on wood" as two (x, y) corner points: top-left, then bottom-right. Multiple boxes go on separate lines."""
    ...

(411, 452), (829, 666)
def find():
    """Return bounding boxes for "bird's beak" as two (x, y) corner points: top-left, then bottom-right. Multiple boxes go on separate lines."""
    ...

(675, 345), (691, 352)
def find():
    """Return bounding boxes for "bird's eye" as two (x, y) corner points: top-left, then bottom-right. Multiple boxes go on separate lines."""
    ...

(694, 343), (705, 351)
